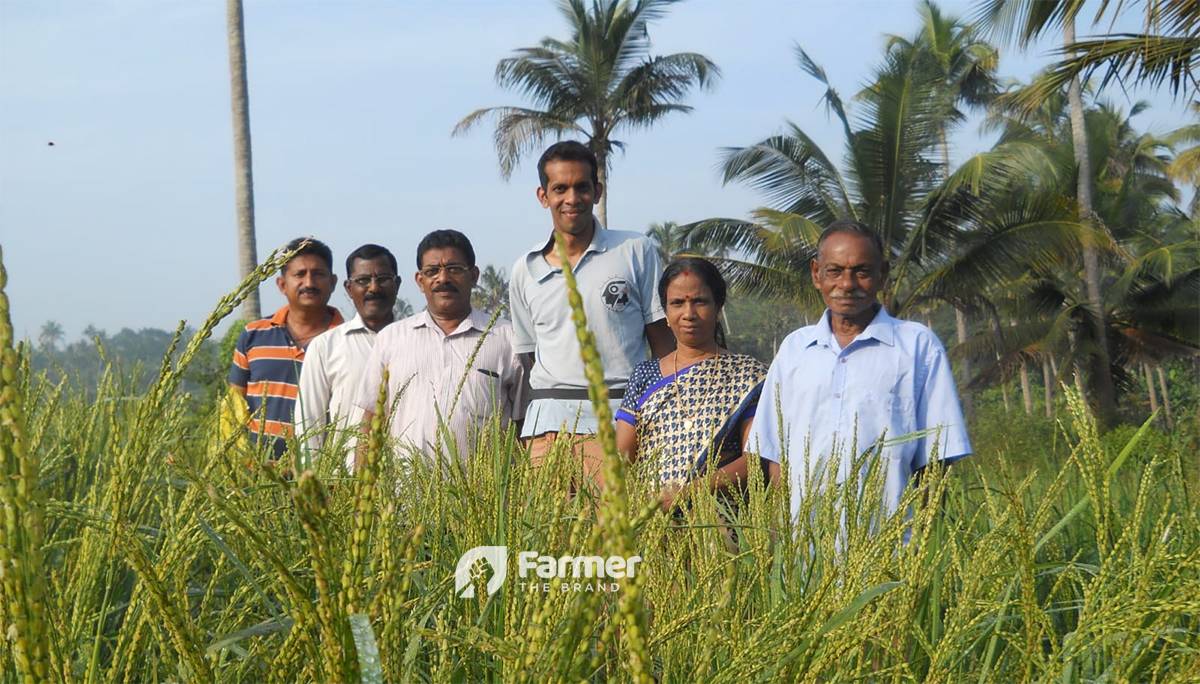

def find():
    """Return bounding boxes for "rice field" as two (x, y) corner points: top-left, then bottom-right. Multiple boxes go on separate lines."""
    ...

(1, 247), (1199, 682)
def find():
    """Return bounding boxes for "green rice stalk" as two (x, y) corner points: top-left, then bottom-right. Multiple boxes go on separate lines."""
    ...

(0, 246), (53, 683)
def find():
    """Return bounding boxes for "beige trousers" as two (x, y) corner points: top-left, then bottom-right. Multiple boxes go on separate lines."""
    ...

(526, 431), (607, 492)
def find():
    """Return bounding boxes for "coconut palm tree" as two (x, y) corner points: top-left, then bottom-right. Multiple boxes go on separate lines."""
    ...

(974, 0), (1125, 423)
(1166, 102), (1200, 214)
(684, 44), (1078, 323)
(38, 321), (64, 352)
(886, 0), (1000, 415)
(974, 0), (1199, 102)
(946, 96), (1196, 415)
(645, 221), (688, 263)
(226, 0), (260, 320)
(472, 265), (510, 313)
(453, 0), (718, 227)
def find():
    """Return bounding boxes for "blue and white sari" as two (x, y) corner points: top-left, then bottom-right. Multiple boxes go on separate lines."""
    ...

(616, 353), (767, 487)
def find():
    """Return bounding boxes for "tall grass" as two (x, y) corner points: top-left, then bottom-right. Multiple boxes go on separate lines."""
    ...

(0, 249), (1198, 682)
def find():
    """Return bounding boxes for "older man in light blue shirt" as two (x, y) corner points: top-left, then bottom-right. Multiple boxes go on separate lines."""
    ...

(750, 220), (971, 521)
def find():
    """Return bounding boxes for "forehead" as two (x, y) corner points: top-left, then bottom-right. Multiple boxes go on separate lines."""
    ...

(666, 271), (711, 296)
(817, 232), (882, 265)
(349, 255), (394, 275)
(284, 254), (330, 274)
(542, 159), (594, 185)
(419, 246), (468, 267)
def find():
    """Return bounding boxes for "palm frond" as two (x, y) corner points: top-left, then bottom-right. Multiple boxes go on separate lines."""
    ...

(717, 124), (853, 223)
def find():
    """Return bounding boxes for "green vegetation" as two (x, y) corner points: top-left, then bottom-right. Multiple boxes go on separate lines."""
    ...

(3, 0), (1197, 680)
(3, 229), (1200, 683)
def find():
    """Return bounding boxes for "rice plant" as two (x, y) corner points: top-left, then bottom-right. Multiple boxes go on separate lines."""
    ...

(0, 248), (1197, 682)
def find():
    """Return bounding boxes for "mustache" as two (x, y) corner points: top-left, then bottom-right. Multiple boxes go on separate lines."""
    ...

(299, 287), (322, 296)
(433, 284), (459, 293)
(830, 291), (865, 299)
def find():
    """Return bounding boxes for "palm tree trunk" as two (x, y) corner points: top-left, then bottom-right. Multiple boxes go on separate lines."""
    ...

(1065, 18), (1117, 426)
(1042, 356), (1054, 418)
(1155, 365), (1174, 430)
(1143, 361), (1160, 422)
(595, 150), (609, 229)
(227, 0), (260, 321)
(955, 307), (974, 420)
(1019, 357), (1033, 415)
(988, 310), (1010, 414)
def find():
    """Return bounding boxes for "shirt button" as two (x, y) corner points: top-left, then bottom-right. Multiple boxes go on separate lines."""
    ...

(840, 358), (847, 364)
(834, 393), (841, 398)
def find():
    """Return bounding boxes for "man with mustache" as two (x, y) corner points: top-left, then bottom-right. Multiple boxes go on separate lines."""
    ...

(750, 220), (971, 522)
(227, 237), (343, 459)
(294, 244), (399, 468)
(509, 141), (675, 493)
(354, 230), (524, 459)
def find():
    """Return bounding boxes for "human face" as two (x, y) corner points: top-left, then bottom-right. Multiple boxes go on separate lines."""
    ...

(536, 159), (602, 236)
(344, 255), (399, 323)
(276, 254), (336, 311)
(415, 247), (478, 319)
(665, 271), (721, 351)
(810, 232), (888, 321)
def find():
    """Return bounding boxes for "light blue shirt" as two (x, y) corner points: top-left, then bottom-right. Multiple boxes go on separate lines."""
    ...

(509, 223), (665, 437)
(750, 306), (971, 520)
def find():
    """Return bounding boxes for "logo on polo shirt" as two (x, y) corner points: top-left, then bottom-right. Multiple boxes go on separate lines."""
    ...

(601, 278), (631, 312)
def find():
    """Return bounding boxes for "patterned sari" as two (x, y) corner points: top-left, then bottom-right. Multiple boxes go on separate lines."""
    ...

(617, 353), (767, 488)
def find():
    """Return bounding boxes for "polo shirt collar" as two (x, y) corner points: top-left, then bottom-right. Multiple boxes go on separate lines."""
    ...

(411, 308), (487, 336)
(524, 218), (609, 282)
(268, 305), (345, 329)
(804, 304), (896, 348)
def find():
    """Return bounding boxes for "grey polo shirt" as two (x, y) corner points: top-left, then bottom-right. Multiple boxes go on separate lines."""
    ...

(509, 225), (666, 437)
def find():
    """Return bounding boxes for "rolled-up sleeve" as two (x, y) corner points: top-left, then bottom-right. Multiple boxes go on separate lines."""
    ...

(914, 340), (972, 469)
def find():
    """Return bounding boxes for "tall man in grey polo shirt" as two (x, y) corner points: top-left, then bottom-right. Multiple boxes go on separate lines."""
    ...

(510, 141), (675, 490)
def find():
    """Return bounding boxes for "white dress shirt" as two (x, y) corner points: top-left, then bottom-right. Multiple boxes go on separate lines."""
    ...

(354, 309), (524, 460)
(294, 313), (379, 465)
(750, 307), (972, 521)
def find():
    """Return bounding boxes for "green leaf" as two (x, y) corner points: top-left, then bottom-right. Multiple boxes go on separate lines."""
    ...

(207, 616), (294, 655)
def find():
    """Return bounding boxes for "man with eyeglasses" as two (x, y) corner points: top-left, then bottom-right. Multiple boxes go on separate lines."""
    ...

(354, 230), (524, 461)
(294, 243), (399, 467)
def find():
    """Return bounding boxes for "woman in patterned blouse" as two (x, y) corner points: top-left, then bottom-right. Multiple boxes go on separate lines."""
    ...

(615, 257), (770, 511)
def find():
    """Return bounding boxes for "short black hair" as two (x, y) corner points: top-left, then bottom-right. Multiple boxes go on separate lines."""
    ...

(537, 140), (599, 188)
(658, 257), (729, 348)
(416, 229), (476, 268)
(344, 243), (397, 277)
(281, 237), (333, 276)
(817, 220), (886, 260)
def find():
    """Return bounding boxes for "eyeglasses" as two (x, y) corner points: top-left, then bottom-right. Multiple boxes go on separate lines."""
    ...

(349, 274), (397, 288)
(419, 264), (470, 279)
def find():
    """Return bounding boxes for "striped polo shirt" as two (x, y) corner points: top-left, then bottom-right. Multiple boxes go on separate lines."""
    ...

(228, 305), (344, 453)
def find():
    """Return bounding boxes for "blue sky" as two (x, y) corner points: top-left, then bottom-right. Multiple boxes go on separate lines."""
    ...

(1, 0), (1191, 342)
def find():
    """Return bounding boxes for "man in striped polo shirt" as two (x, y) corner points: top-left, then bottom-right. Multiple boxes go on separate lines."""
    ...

(228, 237), (344, 458)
